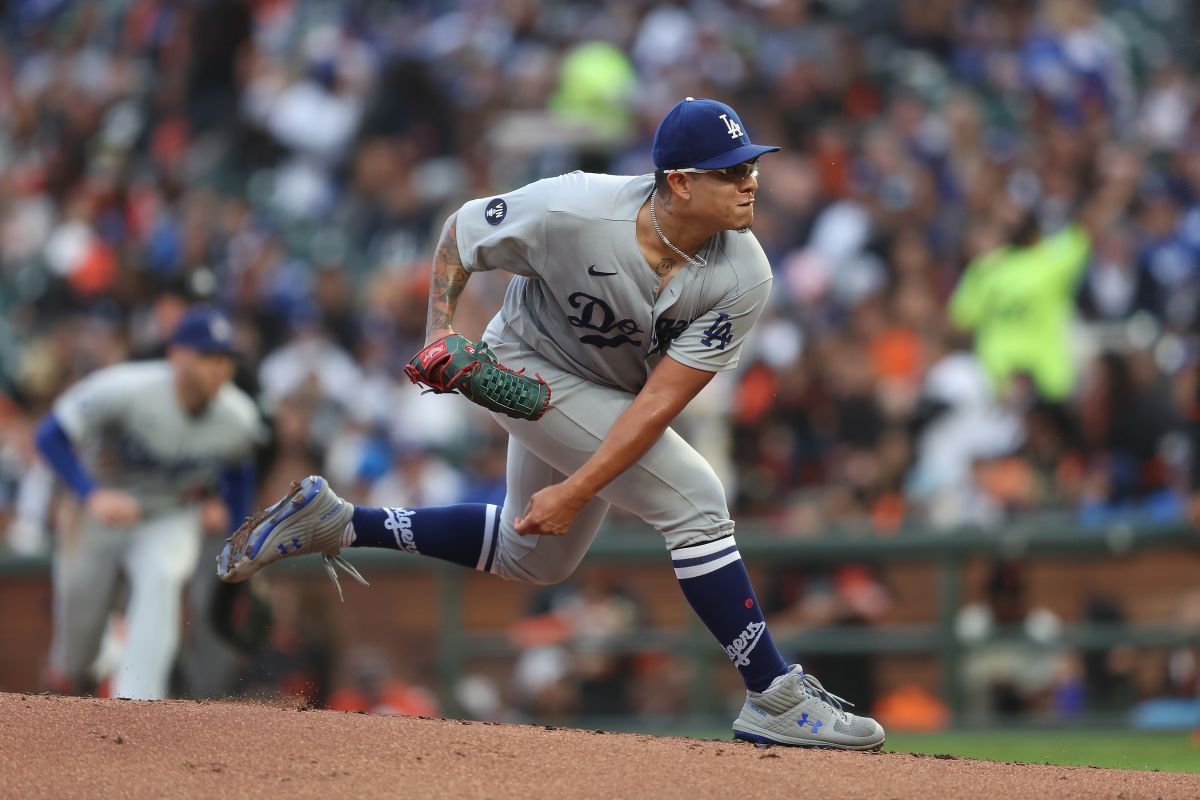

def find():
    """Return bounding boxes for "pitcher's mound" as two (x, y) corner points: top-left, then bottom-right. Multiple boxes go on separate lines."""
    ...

(2, 692), (1196, 799)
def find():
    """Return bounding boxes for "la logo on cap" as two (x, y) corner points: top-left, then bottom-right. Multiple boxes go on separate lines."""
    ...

(209, 316), (233, 343)
(719, 113), (743, 139)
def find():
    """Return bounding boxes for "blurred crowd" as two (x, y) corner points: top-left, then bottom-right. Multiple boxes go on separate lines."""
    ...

(5, 0), (1200, 548)
(2, 0), (1200, 720)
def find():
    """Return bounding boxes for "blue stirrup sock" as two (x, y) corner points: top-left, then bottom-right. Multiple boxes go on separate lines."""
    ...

(349, 503), (500, 573)
(671, 536), (789, 692)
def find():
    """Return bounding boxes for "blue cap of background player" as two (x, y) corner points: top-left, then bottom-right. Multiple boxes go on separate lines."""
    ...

(171, 306), (237, 355)
(652, 97), (781, 171)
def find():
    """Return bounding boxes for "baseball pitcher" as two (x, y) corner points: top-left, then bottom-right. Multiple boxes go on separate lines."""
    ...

(219, 98), (885, 749)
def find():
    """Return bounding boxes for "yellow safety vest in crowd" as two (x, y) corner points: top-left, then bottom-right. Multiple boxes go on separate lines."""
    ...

(949, 225), (1091, 401)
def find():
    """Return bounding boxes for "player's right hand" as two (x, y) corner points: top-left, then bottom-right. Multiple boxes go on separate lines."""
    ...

(514, 481), (589, 537)
(85, 489), (143, 528)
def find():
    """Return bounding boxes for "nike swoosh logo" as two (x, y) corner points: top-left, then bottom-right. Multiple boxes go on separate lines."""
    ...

(588, 265), (618, 276)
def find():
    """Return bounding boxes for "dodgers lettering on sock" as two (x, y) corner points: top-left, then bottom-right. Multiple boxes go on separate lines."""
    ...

(725, 620), (766, 667)
(383, 508), (417, 553)
(670, 536), (787, 692)
(350, 503), (500, 572)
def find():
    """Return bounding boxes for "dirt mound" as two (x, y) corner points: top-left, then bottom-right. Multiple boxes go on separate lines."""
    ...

(2, 692), (1195, 799)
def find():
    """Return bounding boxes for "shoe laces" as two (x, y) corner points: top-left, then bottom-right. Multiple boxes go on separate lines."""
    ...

(321, 553), (369, 602)
(795, 671), (854, 715)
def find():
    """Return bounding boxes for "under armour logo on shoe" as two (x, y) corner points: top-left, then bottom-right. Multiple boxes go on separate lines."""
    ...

(797, 713), (823, 734)
(277, 537), (303, 555)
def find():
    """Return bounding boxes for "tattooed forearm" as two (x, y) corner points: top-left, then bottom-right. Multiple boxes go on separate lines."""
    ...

(426, 212), (470, 341)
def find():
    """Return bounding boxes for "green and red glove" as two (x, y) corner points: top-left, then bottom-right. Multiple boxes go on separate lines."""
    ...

(404, 334), (552, 422)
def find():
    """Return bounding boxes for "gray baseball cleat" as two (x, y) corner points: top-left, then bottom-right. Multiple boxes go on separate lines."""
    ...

(217, 475), (366, 600)
(732, 664), (885, 750)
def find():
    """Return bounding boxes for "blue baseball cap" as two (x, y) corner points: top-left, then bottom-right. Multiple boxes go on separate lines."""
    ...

(652, 97), (781, 171)
(171, 306), (237, 355)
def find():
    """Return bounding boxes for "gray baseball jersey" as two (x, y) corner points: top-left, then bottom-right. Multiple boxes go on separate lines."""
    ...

(53, 361), (266, 516)
(456, 172), (772, 393)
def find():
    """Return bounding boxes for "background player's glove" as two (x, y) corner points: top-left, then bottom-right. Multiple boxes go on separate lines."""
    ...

(210, 579), (273, 655)
(404, 334), (552, 421)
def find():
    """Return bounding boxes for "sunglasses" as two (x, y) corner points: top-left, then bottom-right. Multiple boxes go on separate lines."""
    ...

(665, 160), (760, 182)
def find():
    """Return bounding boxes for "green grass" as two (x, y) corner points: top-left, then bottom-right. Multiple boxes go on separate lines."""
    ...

(885, 730), (1200, 773)
(611, 720), (1200, 773)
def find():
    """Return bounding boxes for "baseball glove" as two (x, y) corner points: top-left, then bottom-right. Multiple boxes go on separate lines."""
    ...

(210, 579), (273, 655)
(404, 334), (552, 421)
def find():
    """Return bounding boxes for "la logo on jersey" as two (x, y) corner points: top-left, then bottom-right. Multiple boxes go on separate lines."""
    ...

(700, 313), (733, 350)
(719, 113), (744, 140)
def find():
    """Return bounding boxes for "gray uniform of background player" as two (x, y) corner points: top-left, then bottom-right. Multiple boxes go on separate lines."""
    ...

(456, 171), (771, 582)
(50, 361), (265, 699)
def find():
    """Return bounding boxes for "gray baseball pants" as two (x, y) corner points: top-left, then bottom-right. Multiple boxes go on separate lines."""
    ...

(484, 327), (734, 584)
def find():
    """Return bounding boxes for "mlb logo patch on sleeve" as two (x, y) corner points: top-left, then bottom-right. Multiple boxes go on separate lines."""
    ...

(485, 198), (507, 225)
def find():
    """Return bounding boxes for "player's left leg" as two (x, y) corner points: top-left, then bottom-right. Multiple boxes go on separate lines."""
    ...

(345, 434), (610, 582)
(114, 511), (202, 699)
(217, 436), (611, 591)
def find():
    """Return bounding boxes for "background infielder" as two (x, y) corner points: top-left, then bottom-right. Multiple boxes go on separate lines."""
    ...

(37, 307), (265, 700)
(219, 98), (886, 749)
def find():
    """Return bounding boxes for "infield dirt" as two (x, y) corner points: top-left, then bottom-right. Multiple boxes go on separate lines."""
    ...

(2, 692), (1196, 799)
